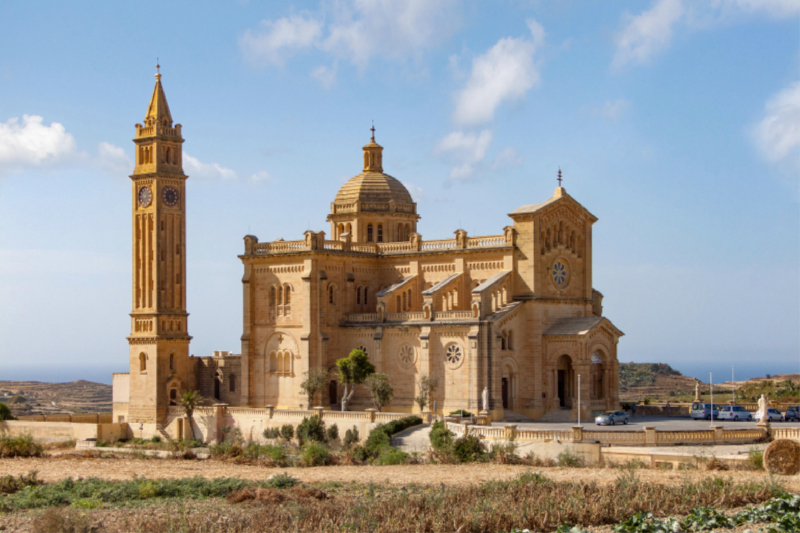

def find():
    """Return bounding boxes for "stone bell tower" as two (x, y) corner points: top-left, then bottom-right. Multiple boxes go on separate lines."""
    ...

(126, 65), (193, 425)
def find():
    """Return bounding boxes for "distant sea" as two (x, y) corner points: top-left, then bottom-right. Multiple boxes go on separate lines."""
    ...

(2, 361), (798, 386)
(0, 366), (122, 385)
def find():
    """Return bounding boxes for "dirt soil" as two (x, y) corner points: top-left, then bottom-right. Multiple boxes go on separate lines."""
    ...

(2, 455), (799, 491)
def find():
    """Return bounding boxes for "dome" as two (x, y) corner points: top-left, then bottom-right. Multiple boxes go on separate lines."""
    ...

(334, 172), (414, 206)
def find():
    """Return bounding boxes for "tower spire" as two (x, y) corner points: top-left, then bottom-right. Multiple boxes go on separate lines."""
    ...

(557, 167), (562, 187)
(145, 64), (172, 127)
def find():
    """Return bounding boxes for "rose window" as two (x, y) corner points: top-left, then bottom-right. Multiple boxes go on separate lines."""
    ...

(551, 259), (569, 288)
(446, 344), (463, 366)
(398, 345), (415, 366)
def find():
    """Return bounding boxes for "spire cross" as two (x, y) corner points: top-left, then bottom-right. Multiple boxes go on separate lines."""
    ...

(370, 121), (375, 141)
(156, 60), (161, 80)
(557, 168), (562, 187)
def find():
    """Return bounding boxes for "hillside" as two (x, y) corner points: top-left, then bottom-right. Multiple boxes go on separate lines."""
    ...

(618, 362), (699, 401)
(0, 380), (111, 416)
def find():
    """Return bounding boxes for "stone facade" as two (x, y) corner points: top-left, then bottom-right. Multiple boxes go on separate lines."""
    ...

(114, 72), (624, 425)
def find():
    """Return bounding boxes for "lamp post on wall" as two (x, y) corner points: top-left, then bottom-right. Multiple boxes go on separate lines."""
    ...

(577, 374), (582, 426)
(709, 373), (714, 428)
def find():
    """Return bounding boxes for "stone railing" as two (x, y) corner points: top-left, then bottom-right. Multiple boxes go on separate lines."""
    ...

(345, 313), (379, 323)
(771, 427), (800, 440)
(467, 235), (506, 247)
(442, 423), (768, 447)
(421, 239), (459, 251)
(350, 243), (378, 253)
(323, 241), (344, 251)
(376, 241), (415, 254)
(253, 240), (307, 254)
(435, 310), (474, 320)
(385, 312), (425, 321)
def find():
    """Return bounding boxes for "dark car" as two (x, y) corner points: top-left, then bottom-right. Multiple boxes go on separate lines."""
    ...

(786, 406), (800, 422)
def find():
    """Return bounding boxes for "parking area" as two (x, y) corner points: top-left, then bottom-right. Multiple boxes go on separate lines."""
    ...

(505, 415), (800, 432)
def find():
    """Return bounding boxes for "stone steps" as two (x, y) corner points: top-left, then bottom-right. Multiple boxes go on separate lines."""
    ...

(538, 408), (574, 423)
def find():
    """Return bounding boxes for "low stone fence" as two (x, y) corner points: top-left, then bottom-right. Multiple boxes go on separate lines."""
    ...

(15, 413), (113, 423)
(1, 420), (125, 442)
(445, 422), (769, 447)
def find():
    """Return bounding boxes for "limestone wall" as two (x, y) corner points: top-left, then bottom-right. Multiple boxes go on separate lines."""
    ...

(0, 421), (125, 442)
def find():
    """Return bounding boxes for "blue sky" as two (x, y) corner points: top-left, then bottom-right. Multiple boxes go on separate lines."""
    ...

(0, 1), (798, 384)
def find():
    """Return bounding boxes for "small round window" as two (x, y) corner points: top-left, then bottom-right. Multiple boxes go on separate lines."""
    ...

(398, 345), (416, 368)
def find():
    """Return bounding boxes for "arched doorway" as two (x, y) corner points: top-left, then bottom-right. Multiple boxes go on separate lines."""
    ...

(556, 354), (574, 409)
(502, 362), (516, 410)
(590, 351), (605, 402)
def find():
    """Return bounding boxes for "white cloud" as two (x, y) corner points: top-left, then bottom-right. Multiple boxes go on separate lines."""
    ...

(183, 152), (238, 180)
(0, 115), (78, 172)
(402, 181), (424, 202)
(453, 19), (544, 126)
(248, 170), (272, 184)
(241, 1), (460, 73)
(711, 0), (800, 18)
(594, 99), (630, 120)
(613, 0), (685, 68)
(492, 147), (523, 169)
(435, 130), (493, 180)
(94, 142), (132, 176)
(311, 62), (338, 89)
(753, 81), (800, 170)
(240, 13), (323, 66)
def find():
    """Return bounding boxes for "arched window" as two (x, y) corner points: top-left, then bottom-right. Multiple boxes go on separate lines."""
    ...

(402, 292), (407, 311)
(346, 223), (352, 234)
(169, 388), (178, 405)
(364, 287), (370, 306)
(357, 286), (362, 305)
(329, 285), (335, 304)
(500, 333), (506, 351)
(407, 290), (412, 309)
(284, 285), (291, 304)
(377, 224), (383, 242)
(269, 351), (277, 372)
(277, 351), (284, 373)
(229, 374), (236, 392)
(169, 353), (174, 371)
(277, 286), (283, 305)
(338, 223), (344, 237)
(396, 295), (401, 311)
(139, 353), (147, 372)
(367, 224), (373, 242)
(269, 287), (276, 307)
(507, 330), (514, 350)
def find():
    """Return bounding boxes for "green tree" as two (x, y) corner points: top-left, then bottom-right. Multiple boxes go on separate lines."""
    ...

(179, 390), (203, 441)
(336, 349), (375, 411)
(0, 402), (15, 421)
(414, 375), (438, 412)
(300, 368), (330, 408)
(365, 373), (394, 412)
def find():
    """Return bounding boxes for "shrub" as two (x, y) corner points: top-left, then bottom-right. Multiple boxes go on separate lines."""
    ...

(374, 447), (408, 465)
(300, 442), (330, 467)
(557, 449), (584, 468)
(364, 428), (391, 457)
(343, 426), (359, 448)
(350, 445), (369, 463)
(182, 439), (204, 449)
(490, 441), (519, 464)
(32, 508), (93, 533)
(0, 402), (14, 421)
(280, 424), (294, 441)
(429, 421), (454, 452)
(263, 427), (280, 439)
(0, 434), (43, 458)
(265, 472), (300, 489)
(326, 424), (339, 443)
(746, 448), (764, 471)
(150, 435), (161, 443)
(296, 416), (326, 444)
(452, 435), (486, 463)
(0, 471), (43, 494)
(449, 410), (474, 417)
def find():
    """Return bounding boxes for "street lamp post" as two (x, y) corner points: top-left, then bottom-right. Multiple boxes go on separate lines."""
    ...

(578, 374), (582, 426)
(710, 373), (714, 428)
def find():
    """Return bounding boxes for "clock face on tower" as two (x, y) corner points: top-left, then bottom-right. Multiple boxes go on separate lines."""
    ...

(138, 186), (153, 207)
(162, 186), (180, 207)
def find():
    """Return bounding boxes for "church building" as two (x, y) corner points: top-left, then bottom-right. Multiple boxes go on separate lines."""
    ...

(113, 71), (623, 426)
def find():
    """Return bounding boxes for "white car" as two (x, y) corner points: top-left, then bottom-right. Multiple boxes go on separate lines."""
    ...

(595, 411), (629, 426)
(755, 408), (784, 423)
(717, 405), (753, 422)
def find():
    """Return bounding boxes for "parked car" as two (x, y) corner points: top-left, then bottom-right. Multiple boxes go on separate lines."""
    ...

(595, 410), (629, 426)
(755, 408), (784, 423)
(717, 405), (753, 421)
(690, 403), (720, 420)
(785, 406), (800, 422)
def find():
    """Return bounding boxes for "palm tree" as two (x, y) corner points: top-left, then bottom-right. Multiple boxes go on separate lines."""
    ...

(179, 390), (203, 441)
